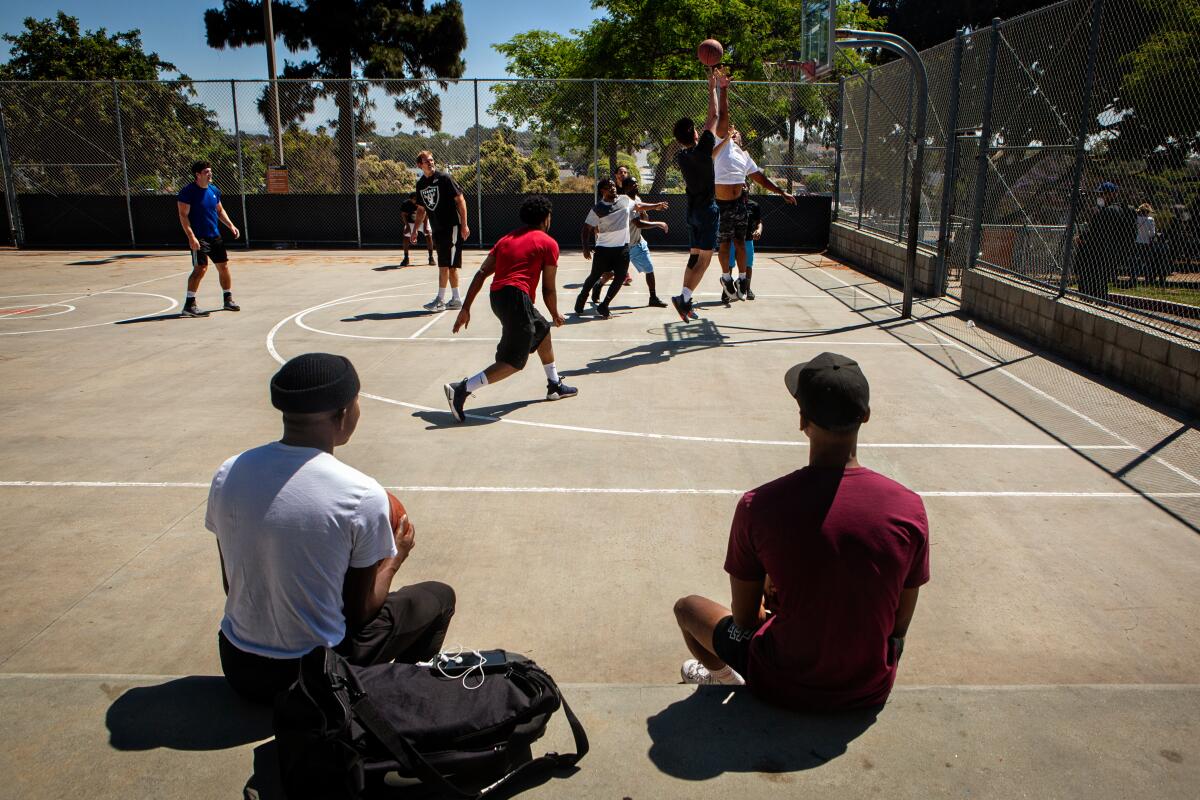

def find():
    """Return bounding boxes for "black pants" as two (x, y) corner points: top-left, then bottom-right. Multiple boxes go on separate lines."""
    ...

(577, 245), (630, 311)
(218, 581), (456, 705)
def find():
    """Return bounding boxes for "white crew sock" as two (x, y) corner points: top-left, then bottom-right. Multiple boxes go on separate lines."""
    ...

(544, 363), (559, 384)
(681, 287), (693, 302)
(451, 287), (461, 300)
(436, 288), (446, 302)
(464, 371), (488, 393)
(186, 291), (197, 299)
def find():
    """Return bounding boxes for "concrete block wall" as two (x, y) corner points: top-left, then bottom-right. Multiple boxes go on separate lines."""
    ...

(962, 268), (1200, 416)
(828, 222), (939, 296)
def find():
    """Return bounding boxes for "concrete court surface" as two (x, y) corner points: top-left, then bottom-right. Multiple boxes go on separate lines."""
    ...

(0, 246), (1197, 798)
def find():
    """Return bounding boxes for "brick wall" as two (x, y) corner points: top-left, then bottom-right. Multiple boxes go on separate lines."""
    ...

(962, 268), (1200, 416)
(828, 222), (939, 296)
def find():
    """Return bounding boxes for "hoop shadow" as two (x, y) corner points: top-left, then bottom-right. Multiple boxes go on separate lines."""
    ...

(106, 675), (273, 751)
(561, 318), (725, 377)
(646, 687), (880, 780)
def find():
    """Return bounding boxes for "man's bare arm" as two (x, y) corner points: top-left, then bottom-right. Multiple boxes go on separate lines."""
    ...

(343, 512), (415, 632)
(730, 574), (767, 630)
(703, 70), (720, 133)
(216, 202), (240, 239)
(715, 70), (731, 138)
(455, 193), (470, 239)
(581, 223), (597, 259)
(177, 202), (200, 250)
(541, 261), (565, 325)
(749, 171), (798, 204)
(452, 252), (496, 333)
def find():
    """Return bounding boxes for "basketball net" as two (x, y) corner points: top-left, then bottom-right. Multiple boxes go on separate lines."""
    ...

(763, 59), (820, 84)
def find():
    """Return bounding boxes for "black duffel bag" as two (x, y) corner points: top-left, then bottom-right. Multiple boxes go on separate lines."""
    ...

(274, 646), (588, 799)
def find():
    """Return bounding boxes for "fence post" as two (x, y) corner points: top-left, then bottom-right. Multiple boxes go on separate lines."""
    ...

(349, 79), (362, 247)
(896, 70), (914, 241)
(592, 80), (599, 201)
(857, 72), (871, 229)
(967, 19), (1001, 273)
(935, 30), (966, 293)
(111, 81), (136, 247)
(1058, 0), (1105, 296)
(833, 77), (845, 222)
(231, 80), (250, 248)
(0, 91), (23, 247)
(474, 79), (482, 247)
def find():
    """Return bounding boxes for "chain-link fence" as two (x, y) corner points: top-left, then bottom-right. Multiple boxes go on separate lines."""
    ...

(0, 77), (838, 251)
(838, 0), (1200, 343)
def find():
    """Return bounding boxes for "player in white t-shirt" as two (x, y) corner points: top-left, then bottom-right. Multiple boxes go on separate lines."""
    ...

(207, 353), (456, 704)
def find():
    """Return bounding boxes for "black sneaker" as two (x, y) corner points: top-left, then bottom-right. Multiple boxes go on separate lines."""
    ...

(735, 278), (748, 301)
(670, 295), (691, 323)
(223, 296), (241, 312)
(721, 275), (737, 305)
(428, 255), (435, 265)
(746, 285), (756, 301)
(648, 296), (668, 308)
(574, 300), (586, 316)
(181, 302), (209, 318)
(546, 380), (578, 401)
(400, 257), (410, 267)
(443, 380), (469, 422)
(595, 303), (612, 320)
(591, 284), (603, 304)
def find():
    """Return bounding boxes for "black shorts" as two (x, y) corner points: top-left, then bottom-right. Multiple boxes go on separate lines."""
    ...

(592, 244), (630, 277)
(191, 236), (228, 267)
(712, 615), (754, 675)
(490, 285), (551, 370)
(432, 225), (464, 268)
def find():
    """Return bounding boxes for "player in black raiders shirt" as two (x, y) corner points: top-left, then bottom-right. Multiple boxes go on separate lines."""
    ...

(411, 151), (471, 312)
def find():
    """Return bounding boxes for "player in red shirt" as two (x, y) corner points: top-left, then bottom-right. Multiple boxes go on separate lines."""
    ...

(444, 195), (577, 422)
(673, 353), (930, 711)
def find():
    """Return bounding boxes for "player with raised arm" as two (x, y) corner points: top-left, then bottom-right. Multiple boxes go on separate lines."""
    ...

(177, 160), (241, 317)
(443, 195), (576, 423)
(670, 67), (728, 322)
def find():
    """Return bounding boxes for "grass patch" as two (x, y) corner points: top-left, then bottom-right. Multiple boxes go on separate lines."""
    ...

(1112, 285), (1200, 307)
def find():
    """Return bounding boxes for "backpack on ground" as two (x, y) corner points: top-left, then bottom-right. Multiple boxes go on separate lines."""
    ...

(273, 646), (589, 799)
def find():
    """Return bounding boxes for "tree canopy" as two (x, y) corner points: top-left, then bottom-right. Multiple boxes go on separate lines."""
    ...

(204, 0), (467, 190)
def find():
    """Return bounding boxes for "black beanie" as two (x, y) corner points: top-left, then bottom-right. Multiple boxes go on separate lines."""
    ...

(270, 353), (360, 413)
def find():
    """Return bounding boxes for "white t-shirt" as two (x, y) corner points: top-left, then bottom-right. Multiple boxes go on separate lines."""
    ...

(585, 195), (635, 247)
(206, 442), (397, 659)
(1136, 214), (1156, 245)
(628, 194), (648, 246)
(714, 136), (760, 185)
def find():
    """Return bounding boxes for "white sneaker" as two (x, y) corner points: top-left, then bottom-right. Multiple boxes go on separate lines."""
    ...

(423, 298), (446, 312)
(445, 298), (463, 309)
(680, 658), (745, 686)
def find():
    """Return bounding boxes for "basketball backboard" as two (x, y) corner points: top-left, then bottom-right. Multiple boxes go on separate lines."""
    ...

(800, 0), (837, 78)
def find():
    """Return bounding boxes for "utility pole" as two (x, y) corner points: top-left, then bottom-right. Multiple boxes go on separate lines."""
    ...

(264, 0), (285, 165)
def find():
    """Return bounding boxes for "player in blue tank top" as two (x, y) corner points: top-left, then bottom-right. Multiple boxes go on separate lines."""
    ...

(177, 160), (241, 317)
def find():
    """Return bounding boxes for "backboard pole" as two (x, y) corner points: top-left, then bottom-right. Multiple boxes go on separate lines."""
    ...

(836, 29), (929, 319)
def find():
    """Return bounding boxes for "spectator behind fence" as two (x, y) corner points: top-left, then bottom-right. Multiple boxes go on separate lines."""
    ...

(1075, 181), (1136, 301)
(673, 353), (930, 711)
(206, 353), (456, 704)
(1135, 203), (1160, 286)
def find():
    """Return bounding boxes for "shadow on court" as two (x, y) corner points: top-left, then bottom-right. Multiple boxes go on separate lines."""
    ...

(67, 254), (164, 266)
(106, 676), (272, 751)
(646, 687), (880, 780)
(342, 309), (436, 322)
(115, 308), (234, 324)
(414, 396), (546, 428)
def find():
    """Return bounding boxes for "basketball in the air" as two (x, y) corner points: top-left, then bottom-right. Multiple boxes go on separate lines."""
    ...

(697, 39), (723, 67)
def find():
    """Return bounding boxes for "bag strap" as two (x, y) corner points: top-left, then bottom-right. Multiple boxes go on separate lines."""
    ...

(350, 681), (589, 799)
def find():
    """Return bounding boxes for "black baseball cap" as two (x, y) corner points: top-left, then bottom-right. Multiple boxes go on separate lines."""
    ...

(784, 352), (870, 432)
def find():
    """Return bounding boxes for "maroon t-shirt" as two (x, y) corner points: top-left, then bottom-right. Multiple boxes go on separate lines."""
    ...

(724, 466), (930, 710)
(489, 227), (559, 300)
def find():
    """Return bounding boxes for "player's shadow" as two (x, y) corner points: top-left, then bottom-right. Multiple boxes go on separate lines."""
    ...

(115, 312), (187, 324)
(68, 253), (161, 266)
(561, 319), (726, 376)
(413, 397), (545, 429)
(646, 687), (881, 781)
(106, 676), (273, 751)
(342, 310), (435, 322)
(372, 263), (422, 271)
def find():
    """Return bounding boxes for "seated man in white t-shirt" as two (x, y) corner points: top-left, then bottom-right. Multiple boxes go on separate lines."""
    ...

(206, 352), (455, 703)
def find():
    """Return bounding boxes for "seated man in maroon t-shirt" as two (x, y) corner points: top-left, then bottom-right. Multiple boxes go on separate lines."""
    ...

(444, 195), (577, 422)
(673, 352), (930, 710)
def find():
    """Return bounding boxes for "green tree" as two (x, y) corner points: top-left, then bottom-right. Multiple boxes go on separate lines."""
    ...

(453, 132), (558, 193)
(357, 152), (416, 194)
(205, 0), (467, 193)
(491, 1), (883, 193)
(0, 13), (231, 195)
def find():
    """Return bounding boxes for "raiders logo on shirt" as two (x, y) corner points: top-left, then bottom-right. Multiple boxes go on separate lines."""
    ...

(421, 185), (439, 210)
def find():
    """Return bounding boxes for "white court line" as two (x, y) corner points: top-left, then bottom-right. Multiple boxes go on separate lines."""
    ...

(801, 261), (1200, 489)
(0, 269), (189, 317)
(409, 309), (447, 339)
(1, 481), (1196, 499)
(0, 291), (178, 335)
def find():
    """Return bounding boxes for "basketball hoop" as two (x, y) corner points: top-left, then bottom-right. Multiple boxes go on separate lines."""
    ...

(763, 59), (821, 84)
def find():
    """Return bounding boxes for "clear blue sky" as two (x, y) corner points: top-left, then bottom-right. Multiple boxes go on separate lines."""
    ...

(0, 0), (603, 79)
